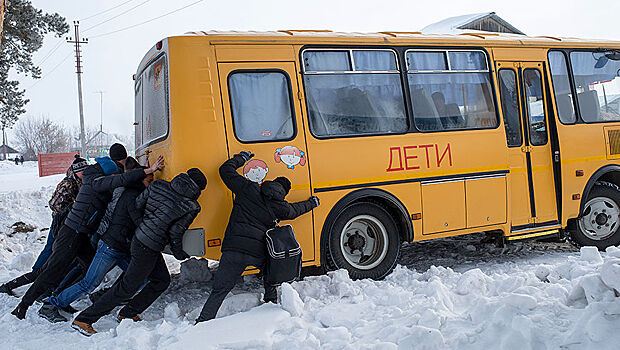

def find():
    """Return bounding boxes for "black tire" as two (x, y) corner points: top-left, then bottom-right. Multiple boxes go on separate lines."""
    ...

(567, 182), (620, 250)
(324, 202), (400, 280)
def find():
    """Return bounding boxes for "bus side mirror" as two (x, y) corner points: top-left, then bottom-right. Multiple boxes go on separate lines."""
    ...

(595, 56), (609, 69)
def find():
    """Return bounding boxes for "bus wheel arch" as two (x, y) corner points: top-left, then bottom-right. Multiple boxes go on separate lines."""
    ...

(319, 188), (412, 280)
(568, 166), (620, 249)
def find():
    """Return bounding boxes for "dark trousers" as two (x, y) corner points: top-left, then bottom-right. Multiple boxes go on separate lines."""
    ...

(75, 238), (170, 324)
(4, 261), (83, 297)
(198, 251), (276, 321)
(19, 225), (95, 307)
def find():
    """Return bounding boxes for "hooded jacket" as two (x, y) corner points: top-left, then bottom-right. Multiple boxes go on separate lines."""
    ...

(219, 154), (315, 258)
(133, 173), (201, 254)
(97, 181), (146, 254)
(64, 157), (147, 234)
(48, 166), (82, 215)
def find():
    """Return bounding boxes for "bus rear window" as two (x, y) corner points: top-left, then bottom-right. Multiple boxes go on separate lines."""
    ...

(135, 55), (169, 149)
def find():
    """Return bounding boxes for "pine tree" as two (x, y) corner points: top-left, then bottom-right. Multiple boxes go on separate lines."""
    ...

(0, 0), (68, 159)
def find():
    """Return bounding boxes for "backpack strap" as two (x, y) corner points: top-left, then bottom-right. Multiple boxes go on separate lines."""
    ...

(260, 193), (279, 228)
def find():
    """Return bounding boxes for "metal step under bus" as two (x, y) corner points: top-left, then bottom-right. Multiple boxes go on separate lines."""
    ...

(505, 228), (561, 242)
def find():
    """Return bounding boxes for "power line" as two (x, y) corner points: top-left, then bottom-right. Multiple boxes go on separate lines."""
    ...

(83, 0), (152, 32)
(90, 0), (205, 39)
(27, 52), (72, 90)
(36, 40), (63, 66)
(79, 0), (138, 22)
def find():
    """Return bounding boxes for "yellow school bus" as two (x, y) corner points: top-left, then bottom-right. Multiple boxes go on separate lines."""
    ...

(133, 30), (620, 279)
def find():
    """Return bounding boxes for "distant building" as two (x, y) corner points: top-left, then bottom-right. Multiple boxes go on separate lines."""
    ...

(421, 12), (525, 35)
(0, 144), (21, 161)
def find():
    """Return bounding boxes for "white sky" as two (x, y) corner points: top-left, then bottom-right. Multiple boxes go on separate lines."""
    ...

(9, 0), (620, 141)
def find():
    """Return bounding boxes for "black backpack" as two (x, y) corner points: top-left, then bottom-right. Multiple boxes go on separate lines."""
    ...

(262, 197), (302, 286)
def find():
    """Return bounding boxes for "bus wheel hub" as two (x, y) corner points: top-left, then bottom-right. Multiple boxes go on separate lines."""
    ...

(579, 197), (620, 240)
(347, 233), (366, 252)
(596, 213), (609, 226)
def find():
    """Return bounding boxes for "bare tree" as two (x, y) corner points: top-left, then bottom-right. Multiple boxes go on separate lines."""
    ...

(14, 115), (72, 160)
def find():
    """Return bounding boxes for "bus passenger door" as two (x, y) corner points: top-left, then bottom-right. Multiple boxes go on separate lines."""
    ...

(217, 62), (315, 262)
(497, 61), (558, 230)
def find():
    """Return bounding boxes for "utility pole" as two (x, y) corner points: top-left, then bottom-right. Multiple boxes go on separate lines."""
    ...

(94, 90), (105, 132)
(67, 21), (88, 156)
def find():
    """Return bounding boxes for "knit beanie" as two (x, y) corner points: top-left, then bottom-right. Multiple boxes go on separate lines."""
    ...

(109, 143), (127, 161)
(274, 176), (291, 195)
(187, 168), (207, 190)
(71, 154), (88, 173)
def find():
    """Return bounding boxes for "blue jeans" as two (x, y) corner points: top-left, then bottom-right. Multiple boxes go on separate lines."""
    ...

(32, 217), (56, 271)
(49, 240), (130, 308)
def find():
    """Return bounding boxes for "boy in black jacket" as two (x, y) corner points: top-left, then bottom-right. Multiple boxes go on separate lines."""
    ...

(11, 144), (164, 319)
(72, 168), (206, 336)
(195, 152), (319, 324)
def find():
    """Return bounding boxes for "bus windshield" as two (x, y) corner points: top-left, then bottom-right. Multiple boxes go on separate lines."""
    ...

(570, 51), (620, 122)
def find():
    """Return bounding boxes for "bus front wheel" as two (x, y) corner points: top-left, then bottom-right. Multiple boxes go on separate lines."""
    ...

(568, 182), (620, 250)
(325, 202), (400, 280)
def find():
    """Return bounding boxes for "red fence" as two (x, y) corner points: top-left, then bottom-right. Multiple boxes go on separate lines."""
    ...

(38, 153), (79, 177)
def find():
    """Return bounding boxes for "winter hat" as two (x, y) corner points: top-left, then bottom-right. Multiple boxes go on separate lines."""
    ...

(187, 168), (207, 190)
(71, 154), (88, 173)
(274, 176), (291, 195)
(109, 143), (127, 161)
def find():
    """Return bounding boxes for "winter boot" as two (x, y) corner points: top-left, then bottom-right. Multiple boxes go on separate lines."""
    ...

(38, 303), (68, 323)
(0, 283), (16, 297)
(71, 320), (97, 336)
(59, 304), (78, 314)
(117, 314), (142, 322)
(11, 303), (28, 320)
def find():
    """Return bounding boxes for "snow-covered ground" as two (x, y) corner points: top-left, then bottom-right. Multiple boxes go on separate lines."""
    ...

(1, 163), (620, 349)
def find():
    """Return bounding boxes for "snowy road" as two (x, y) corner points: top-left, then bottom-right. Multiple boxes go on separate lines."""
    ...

(1, 163), (620, 349)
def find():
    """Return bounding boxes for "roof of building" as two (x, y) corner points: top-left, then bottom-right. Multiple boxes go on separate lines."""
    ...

(0, 144), (19, 154)
(421, 12), (525, 35)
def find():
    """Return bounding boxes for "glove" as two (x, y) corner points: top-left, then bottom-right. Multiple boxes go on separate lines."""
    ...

(238, 151), (254, 162)
(310, 196), (320, 208)
(173, 249), (190, 261)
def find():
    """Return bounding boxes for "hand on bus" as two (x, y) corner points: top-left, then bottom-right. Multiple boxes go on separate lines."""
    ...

(145, 155), (165, 174)
(310, 196), (320, 208)
(238, 151), (254, 162)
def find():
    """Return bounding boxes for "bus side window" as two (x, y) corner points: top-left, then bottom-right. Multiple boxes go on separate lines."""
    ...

(523, 69), (548, 146)
(406, 50), (497, 132)
(548, 51), (577, 124)
(302, 49), (407, 137)
(228, 71), (295, 142)
(498, 69), (522, 147)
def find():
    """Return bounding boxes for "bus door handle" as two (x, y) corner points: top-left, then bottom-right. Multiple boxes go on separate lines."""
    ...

(554, 151), (560, 163)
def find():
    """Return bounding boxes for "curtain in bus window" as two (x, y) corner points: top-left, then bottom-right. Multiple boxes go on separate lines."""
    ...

(304, 74), (407, 137)
(448, 51), (487, 70)
(407, 52), (447, 71)
(408, 72), (496, 131)
(498, 69), (522, 146)
(142, 57), (168, 143)
(303, 51), (350, 72)
(548, 52), (577, 123)
(570, 51), (620, 122)
(229, 72), (294, 142)
(352, 51), (397, 71)
(523, 69), (548, 146)
(134, 77), (143, 148)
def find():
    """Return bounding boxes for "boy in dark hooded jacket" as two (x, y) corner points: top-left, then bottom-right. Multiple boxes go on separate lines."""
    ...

(11, 144), (164, 319)
(72, 168), (206, 336)
(195, 152), (319, 324)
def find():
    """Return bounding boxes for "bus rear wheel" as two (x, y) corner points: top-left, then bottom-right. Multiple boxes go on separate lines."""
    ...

(325, 202), (400, 280)
(568, 182), (620, 250)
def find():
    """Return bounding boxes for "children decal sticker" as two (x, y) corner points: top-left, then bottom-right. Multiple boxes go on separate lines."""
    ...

(243, 159), (269, 184)
(274, 145), (306, 169)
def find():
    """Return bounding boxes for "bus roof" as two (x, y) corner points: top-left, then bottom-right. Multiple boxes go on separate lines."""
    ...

(180, 30), (620, 49)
